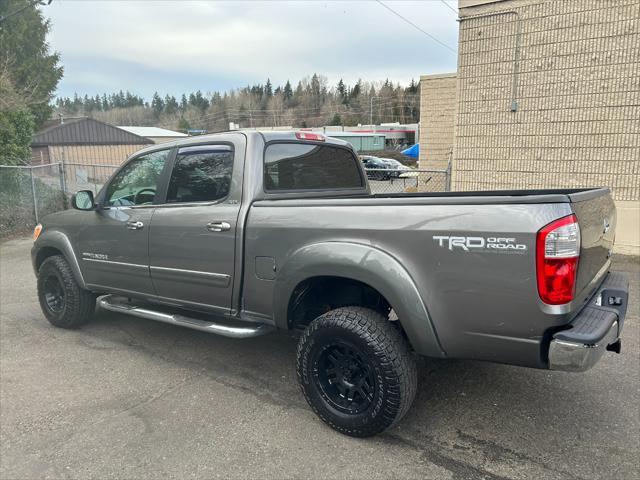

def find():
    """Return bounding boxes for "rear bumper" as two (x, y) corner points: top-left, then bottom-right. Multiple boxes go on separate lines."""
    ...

(548, 271), (628, 372)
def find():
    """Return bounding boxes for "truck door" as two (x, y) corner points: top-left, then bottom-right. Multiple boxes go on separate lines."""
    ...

(77, 149), (173, 294)
(148, 137), (245, 315)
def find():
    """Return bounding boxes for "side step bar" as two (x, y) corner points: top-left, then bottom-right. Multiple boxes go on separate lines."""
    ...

(97, 295), (274, 339)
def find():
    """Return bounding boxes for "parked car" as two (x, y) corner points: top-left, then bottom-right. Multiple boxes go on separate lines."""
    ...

(361, 155), (391, 180)
(32, 131), (628, 437)
(379, 158), (411, 178)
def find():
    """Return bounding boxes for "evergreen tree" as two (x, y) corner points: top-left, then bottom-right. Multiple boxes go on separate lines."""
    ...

(283, 80), (293, 101)
(337, 79), (347, 104)
(164, 95), (179, 115)
(350, 80), (362, 99)
(406, 78), (418, 94)
(151, 92), (164, 116)
(0, 0), (63, 126)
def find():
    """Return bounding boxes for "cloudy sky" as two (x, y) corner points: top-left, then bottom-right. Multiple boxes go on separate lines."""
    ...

(44, 0), (459, 99)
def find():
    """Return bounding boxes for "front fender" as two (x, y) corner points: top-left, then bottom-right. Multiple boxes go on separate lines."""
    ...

(31, 230), (86, 289)
(273, 241), (445, 357)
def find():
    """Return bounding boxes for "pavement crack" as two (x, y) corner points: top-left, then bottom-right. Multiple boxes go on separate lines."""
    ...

(383, 432), (513, 480)
(455, 430), (587, 480)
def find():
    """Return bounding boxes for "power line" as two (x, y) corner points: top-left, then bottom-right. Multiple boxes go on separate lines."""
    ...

(374, 0), (456, 53)
(439, 0), (458, 15)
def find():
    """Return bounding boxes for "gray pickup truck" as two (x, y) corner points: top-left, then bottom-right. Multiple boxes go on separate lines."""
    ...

(31, 131), (629, 437)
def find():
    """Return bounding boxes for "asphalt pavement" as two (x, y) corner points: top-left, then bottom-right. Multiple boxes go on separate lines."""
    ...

(1, 237), (638, 479)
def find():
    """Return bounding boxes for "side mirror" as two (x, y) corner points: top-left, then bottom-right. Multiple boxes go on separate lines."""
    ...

(72, 190), (96, 211)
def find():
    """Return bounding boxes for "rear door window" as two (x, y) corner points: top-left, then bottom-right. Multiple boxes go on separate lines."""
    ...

(264, 143), (363, 191)
(166, 145), (234, 203)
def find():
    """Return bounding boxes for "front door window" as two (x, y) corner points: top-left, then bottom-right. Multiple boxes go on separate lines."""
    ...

(104, 150), (171, 207)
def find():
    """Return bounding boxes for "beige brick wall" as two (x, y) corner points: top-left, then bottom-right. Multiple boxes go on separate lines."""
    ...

(452, 0), (640, 254)
(419, 73), (457, 170)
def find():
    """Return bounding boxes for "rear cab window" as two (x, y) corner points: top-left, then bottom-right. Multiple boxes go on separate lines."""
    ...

(264, 143), (364, 192)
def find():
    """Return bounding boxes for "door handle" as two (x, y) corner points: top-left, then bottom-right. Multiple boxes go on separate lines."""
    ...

(206, 221), (231, 232)
(126, 220), (144, 230)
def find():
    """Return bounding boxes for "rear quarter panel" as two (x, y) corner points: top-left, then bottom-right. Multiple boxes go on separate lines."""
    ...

(243, 199), (573, 368)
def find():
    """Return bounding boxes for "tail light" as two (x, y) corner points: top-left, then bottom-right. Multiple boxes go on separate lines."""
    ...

(295, 132), (325, 142)
(536, 214), (580, 305)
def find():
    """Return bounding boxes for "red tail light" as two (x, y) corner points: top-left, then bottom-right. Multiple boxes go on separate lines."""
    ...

(295, 132), (325, 142)
(536, 214), (580, 305)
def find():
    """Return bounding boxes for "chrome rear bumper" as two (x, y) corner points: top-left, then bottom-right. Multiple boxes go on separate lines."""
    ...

(549, 320), (619, 372)
(548, 271), (628, 372)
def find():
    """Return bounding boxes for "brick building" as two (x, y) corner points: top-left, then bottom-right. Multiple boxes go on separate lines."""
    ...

(419, 73), (457, 170)
(420, 0), (639, 254)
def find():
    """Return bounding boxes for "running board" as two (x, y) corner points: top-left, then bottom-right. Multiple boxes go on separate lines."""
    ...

(97, 295), (274, 339)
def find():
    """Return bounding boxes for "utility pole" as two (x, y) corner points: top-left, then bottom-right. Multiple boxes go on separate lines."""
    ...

(370, 96), (381, 127)
(370, 97), (374, 125)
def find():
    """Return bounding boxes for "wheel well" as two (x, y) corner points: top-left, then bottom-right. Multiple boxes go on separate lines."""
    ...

(287, 276), (392, 330)
(35, 247), (63, 271)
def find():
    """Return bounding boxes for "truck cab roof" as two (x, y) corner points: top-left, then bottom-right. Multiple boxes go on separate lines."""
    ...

(131, 130), (353, 158)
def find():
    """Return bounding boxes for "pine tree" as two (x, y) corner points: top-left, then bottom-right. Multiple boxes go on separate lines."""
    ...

(350, 80), (362, 99)
(337, 79), (347, 104)
(283, 80), (293, 101)
(151, 92), (164, 116)
(0, 0), (63, 126)
(406, 78), (418, 94)
(164, 95), (179, 115)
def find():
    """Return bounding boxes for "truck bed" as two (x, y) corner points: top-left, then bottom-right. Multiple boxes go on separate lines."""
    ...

(246, 186), (615, 368)
(258, 187), (610, 206)
(372, 187), (610, 202)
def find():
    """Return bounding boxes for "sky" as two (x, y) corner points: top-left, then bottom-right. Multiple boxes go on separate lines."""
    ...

(43, 0), (459, 100)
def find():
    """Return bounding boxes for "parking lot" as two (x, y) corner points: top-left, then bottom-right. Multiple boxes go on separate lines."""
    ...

(1, 236), (638, 479)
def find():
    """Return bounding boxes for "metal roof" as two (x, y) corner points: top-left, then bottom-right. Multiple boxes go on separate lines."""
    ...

(117, 126), (188, 138)
(31, 118), (153, 146)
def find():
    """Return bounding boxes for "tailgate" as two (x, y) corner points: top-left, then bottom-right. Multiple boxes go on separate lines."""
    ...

(569, 189), (616, 298)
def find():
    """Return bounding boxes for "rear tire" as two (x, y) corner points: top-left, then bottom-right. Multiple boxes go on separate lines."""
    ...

(296, 307), (417, 437)
(37, 255), (96, 329)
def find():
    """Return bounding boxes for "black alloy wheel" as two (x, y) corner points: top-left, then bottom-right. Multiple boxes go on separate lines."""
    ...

(42, 273), (66, 314)
(297, 307), (417, 437)
(312, 340), (376, 415)
(37, 255), (96, 328)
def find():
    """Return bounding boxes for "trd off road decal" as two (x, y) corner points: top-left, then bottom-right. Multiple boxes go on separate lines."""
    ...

(433, 235), (527, 254)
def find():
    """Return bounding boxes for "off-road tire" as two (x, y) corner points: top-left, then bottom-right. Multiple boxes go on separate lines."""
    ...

(37, 255), (96, 329)
(296, 307), (417, 437)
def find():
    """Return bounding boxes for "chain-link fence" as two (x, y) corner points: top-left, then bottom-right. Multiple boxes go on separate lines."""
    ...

(0, 160), (450, 238)
(62, 163), (119, 196)
(0, 162), (118, 238)
(365, 164), (451, 194)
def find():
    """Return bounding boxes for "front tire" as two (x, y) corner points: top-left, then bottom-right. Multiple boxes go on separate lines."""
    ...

(296, 307), (417, 437)
(37, 255), (96, 329)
